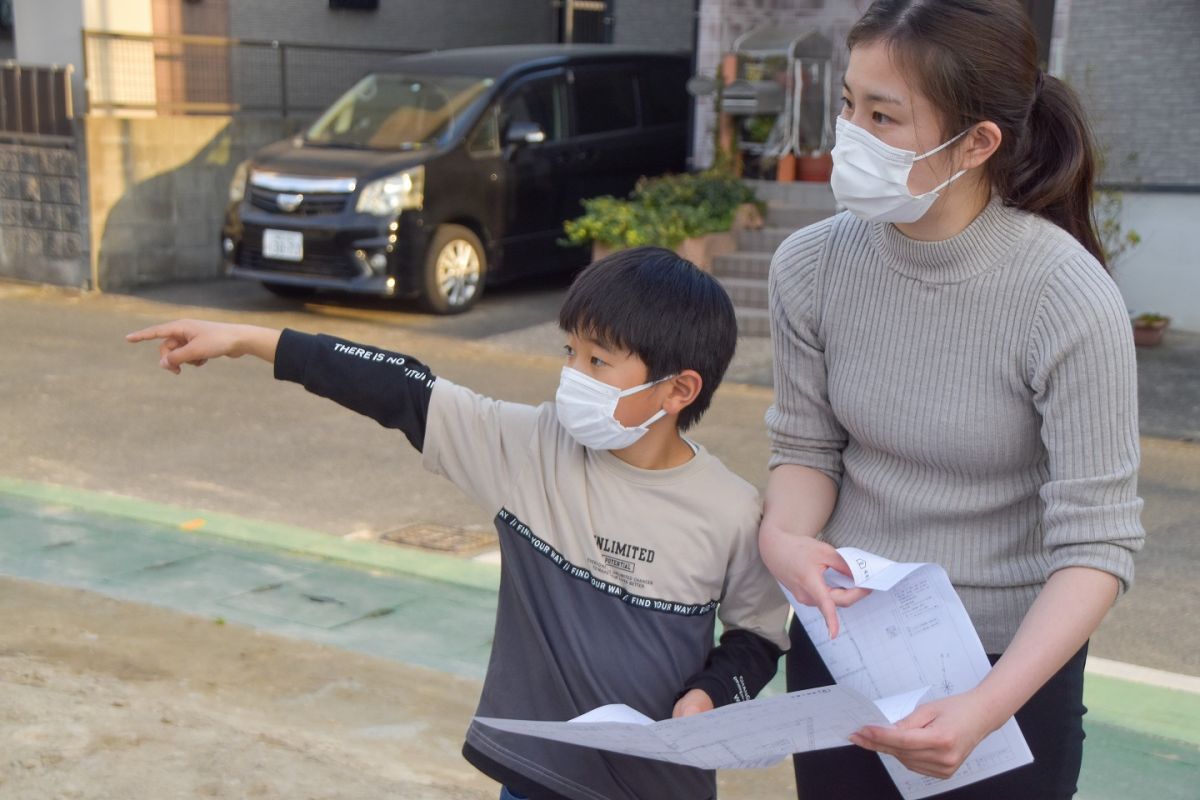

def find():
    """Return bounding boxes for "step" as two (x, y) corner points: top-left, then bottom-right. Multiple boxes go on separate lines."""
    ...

(743, 179), (838, 210)
(735, 307), (771, 338)
(736, 226), (798, 254)
(713, 251), (772, 281)
(719, 276), (769, 310)
(764, 205), (834, 230)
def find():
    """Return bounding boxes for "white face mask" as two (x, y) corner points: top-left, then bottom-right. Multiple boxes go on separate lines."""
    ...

(830, 116), (970, 223)
(555, 367), (673, 451)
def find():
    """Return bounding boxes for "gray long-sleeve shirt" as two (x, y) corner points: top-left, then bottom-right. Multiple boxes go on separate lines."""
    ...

(766, 198), (1145, 652)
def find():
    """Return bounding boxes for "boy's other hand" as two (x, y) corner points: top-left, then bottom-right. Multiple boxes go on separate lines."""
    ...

(672, 689), (715, 718)
(126, 319), (277, 374)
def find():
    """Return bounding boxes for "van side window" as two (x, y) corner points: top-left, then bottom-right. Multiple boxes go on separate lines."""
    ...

(468, 106), (501, 155)
(638, 64), (689, 127)
(500, 77), (565, 143)
(573, 70), (637, 135)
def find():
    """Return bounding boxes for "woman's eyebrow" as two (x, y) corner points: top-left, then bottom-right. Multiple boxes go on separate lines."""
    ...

(843, 80), (905, 105)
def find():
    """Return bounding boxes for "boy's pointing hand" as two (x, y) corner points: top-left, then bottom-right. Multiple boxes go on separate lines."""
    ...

(126, 320), (281, 373)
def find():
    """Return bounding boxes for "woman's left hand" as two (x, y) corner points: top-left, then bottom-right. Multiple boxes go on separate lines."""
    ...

(849, 691), (1002, 779)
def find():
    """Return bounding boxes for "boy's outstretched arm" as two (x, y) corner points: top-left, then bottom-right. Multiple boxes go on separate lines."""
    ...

(128, 322), (435, 452)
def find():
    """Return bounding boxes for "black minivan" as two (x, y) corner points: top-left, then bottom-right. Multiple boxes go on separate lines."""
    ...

(223, 45), (690, 313)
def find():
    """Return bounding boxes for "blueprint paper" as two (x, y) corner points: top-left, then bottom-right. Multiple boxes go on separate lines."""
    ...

(476, 684), (930, 770)
(785, 547), (1034, 799)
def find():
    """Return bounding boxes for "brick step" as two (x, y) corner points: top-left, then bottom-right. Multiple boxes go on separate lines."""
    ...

(743, 179), (838, 209)
(735, 307), (771, 338)
(764, 205), (833, 230)
(713, 251), (771, 281)
(736, 226), (801, 254)
(719, 276), (769, 310)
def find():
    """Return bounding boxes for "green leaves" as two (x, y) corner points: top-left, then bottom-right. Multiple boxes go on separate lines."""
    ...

(562, 171), (760, 250)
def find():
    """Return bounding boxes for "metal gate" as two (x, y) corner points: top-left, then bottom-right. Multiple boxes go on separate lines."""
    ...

(560, 0), (612, 44)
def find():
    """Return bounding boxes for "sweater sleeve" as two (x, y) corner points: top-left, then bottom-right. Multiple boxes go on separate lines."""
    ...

(765, 220), (848, 483)
(1027, 261), (1145, 591)
(273, 329), (435, 451)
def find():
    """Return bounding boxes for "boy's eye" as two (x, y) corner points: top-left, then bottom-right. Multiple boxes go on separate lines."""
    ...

(562, 344), (575, 358)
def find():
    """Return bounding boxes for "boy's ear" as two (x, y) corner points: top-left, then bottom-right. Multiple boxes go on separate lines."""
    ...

(662, 370), (703, 416)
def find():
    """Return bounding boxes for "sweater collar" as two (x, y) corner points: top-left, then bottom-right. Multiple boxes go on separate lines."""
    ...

(870, 197), (1030, 284)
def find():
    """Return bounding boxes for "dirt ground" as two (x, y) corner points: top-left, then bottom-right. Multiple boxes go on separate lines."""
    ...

(0, 576), (497, 800)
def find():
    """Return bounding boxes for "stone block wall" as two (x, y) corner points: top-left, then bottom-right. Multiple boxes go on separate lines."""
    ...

(0, 140), (89, 287)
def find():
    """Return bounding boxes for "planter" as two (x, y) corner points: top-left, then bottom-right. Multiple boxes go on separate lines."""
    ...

(591, 231), (736, 273)
(1132, 319), (1169, 347)
(797, 153), (833, 182)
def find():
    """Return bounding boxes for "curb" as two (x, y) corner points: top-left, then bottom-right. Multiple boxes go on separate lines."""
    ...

(0, 477), (500, 593)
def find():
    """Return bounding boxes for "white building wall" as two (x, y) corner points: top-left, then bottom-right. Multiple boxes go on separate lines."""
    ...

(1112, 193), (1200, 333)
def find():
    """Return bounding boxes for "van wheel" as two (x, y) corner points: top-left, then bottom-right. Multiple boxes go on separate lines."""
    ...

(262, 282), (318, 299)
(420, 224), (486, 314)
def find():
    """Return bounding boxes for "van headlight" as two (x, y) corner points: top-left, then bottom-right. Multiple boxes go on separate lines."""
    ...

(356, 166), (424, 216)
(229, 160), (250, 204)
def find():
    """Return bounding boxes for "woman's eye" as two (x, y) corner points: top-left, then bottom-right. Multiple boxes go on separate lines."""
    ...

(872, 111), (892, 125)
(840, 96), (853, 111)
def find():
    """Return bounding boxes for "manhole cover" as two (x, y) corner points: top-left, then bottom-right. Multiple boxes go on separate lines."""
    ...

(380, 523), (497, 555)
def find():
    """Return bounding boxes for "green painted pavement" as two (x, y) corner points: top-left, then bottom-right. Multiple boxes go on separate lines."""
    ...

(0, 481), (1196, 799)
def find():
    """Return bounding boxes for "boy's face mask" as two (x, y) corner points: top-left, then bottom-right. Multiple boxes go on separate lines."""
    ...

(555, 367), (673, 451)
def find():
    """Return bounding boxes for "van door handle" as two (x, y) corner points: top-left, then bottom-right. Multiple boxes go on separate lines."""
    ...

(576, 149), (596, 163)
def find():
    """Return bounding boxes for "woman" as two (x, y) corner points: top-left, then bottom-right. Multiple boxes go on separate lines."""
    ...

(759, 1), (1144, 798)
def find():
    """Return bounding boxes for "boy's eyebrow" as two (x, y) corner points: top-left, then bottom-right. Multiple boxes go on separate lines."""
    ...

(843, 80), (904, 105)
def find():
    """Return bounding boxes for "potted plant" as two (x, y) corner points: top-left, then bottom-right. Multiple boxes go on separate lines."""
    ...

(562, 171), (763, 272)
(1131, 312), (1170, 347)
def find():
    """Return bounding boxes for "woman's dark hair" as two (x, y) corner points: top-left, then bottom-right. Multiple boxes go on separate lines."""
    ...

(849, 0), (1108, 269)
(558, 246), (738, 431)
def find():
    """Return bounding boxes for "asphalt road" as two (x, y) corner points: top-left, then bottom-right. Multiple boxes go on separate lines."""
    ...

(1, 278), (1197, 676)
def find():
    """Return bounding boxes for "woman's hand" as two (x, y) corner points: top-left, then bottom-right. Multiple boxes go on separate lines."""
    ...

(126, 320), (280, 373)
(758, 522), (869, 639)
(849, 690), (1002, 779)
(672, 689), (715, 718)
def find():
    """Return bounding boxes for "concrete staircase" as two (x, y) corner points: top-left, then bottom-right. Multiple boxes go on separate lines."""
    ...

(717, 180), (838, 337)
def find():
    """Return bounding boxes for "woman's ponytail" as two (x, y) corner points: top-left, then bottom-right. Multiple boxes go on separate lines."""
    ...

(848, 0), (1108, 270)
(1004, 74), (1106, 268)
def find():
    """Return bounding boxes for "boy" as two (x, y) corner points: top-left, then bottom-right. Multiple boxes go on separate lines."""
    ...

(128, 247), (790, 800)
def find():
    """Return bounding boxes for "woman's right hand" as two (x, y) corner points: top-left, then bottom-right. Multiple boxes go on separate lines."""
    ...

(758, 521), (870, 639)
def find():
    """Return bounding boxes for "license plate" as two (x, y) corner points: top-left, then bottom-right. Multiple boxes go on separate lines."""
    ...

(262, 229), (303, 262)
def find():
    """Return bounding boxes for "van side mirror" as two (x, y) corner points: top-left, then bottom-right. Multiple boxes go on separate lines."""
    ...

(505, 121), (546, 146)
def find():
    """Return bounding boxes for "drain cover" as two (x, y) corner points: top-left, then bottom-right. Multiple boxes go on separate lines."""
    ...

(380, 523), (497, 555)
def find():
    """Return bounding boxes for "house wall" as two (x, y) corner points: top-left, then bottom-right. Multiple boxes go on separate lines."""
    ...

(612, 0), (696, 51)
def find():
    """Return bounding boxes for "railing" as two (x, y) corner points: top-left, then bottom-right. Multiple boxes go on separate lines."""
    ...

(0, 62), (74, 141)
(82, 30), (419, 117)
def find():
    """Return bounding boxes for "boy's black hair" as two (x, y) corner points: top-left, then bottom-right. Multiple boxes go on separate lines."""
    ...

(558, 246), (738, 431)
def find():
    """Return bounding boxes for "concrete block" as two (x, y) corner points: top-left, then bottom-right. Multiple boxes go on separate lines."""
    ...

(0, 201), (19, 225)
(40, 205), (63, 231)
(17, 149), (38, 173)
(21, 230), (44, 256)
(0, 175), (18, 200)
(20, 176), (41, 203)
(0, 150), (17, 172)
(62, 205), (82, 233)
(60, 178), (81, 205)
(20, 202), (43, 227)
(39, 179), (62, 204)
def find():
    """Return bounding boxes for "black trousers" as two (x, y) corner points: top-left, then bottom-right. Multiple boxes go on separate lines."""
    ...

(787, 620), (1088, 800)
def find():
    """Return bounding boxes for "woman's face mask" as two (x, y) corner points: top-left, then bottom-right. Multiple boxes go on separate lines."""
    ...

(830, 116), (971, 224)
(555, 367), (673, 451)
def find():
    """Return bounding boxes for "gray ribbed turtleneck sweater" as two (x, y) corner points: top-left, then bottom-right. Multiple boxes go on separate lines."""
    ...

(766, 198), (1145, 652)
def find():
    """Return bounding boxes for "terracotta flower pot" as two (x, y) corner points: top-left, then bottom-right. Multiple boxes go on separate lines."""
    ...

(1132, 317), (1170, 347)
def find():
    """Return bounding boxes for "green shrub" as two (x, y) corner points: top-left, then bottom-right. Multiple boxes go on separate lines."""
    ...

(563, 171), (760, 250)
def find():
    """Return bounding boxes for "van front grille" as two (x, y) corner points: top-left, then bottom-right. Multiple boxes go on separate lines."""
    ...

(248, 187), (349, 216)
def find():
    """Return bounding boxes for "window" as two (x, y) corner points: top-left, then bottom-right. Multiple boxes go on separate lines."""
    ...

(467, 107), (500, 156)
(638, 64), (689, 127)
(500, 77), (565, 142)
(572, 70), (637, 136)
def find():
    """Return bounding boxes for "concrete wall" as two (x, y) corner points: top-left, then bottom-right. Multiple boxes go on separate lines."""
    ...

(85, 116), (297, 290)
(1112, 193), (1200, 332)
(1061, 0), (1200, 188)
(228, 0), (557, 49)
(0, 140), (88, 287)
(14, 0), (155, 114)
(613, 0), (696, 51)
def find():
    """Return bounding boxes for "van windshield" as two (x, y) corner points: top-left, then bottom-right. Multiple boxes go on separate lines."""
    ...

(304, 73), (493, 151)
